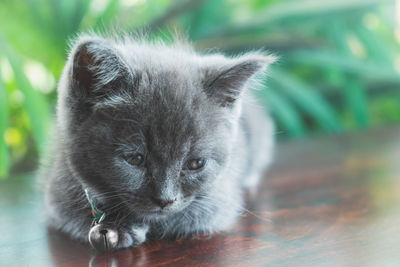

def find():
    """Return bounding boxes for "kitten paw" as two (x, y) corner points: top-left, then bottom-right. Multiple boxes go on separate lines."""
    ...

(117, 225), (149, 249)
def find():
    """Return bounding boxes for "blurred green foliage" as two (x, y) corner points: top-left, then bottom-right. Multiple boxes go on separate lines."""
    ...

(0, 0), (399, 177)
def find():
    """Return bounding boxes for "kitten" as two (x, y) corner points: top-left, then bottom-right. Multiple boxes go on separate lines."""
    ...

(44, 33), (275, 251)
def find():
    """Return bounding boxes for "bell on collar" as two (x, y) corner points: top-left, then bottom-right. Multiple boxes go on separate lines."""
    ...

(88, 223), (119, 252)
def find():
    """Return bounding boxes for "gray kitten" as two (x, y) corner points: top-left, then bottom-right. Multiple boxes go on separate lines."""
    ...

(44, 34), (275, 251)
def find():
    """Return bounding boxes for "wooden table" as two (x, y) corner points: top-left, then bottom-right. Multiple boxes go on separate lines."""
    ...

(1, 127), (400, 266)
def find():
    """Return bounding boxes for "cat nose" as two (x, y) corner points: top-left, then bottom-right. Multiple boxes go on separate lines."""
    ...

(152, 197), (176, 209)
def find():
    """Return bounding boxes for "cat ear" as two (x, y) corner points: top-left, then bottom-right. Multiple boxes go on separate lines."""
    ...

(70, 36), (133, 99)
(203, 54), (276, 107)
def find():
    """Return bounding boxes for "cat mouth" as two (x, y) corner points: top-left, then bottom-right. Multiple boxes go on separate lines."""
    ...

(133, 200), (190, 218)
(147, 210), (167, 215)
(141, 209), (171, 218)
(141, 205), (183, 217)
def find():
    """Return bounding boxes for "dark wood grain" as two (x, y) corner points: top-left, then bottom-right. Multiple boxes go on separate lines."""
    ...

(1, 127), (400, 266)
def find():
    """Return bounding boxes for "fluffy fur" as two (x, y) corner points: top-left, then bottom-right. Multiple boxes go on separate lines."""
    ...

(44, 33), (275, 250)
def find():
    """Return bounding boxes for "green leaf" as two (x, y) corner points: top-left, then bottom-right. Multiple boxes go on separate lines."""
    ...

(94, 0), (120, 30)
(254, 0), (386, 22)
(354, 25), (392, 64)
(326, 21), (370, 128)
(69, 0), (92, 34)
(0, 37), (50, 156)
(270, 69), (342, 133)
(257, 84), (305, 137)
(183, 0), (230, 40)
(0, 66), (9, 178)
(345, 78), (369, 128)
(202, 0), (387, 39)
(287, 50), (400, 83)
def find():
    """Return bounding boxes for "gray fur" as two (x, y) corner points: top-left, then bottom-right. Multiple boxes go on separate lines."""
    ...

(44, 33), (275, 249)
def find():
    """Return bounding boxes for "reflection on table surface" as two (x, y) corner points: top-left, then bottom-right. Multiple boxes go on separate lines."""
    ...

(1, 127), (400, 266)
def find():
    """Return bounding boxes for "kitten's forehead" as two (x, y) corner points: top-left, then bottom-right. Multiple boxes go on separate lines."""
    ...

(142, 91), (203, 156)
(137, 68), (198, 98)
(109, 88), (205, 149)
(86, 38), (241, 161)
(117, 42), (198, 72)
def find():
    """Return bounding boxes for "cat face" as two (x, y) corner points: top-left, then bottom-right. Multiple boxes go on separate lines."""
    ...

(69, 84), (233, 218)
(61, 36), (274, 219)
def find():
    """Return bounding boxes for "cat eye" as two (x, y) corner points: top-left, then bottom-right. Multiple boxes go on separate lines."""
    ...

(126, 153), (144, 166)
(186, 158), (206, 171)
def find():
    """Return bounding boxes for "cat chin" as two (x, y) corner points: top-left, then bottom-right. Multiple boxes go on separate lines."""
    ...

(140, 211), (170, 220)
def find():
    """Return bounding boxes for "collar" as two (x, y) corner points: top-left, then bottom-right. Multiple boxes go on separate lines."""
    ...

(84, 188), (106, 224)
